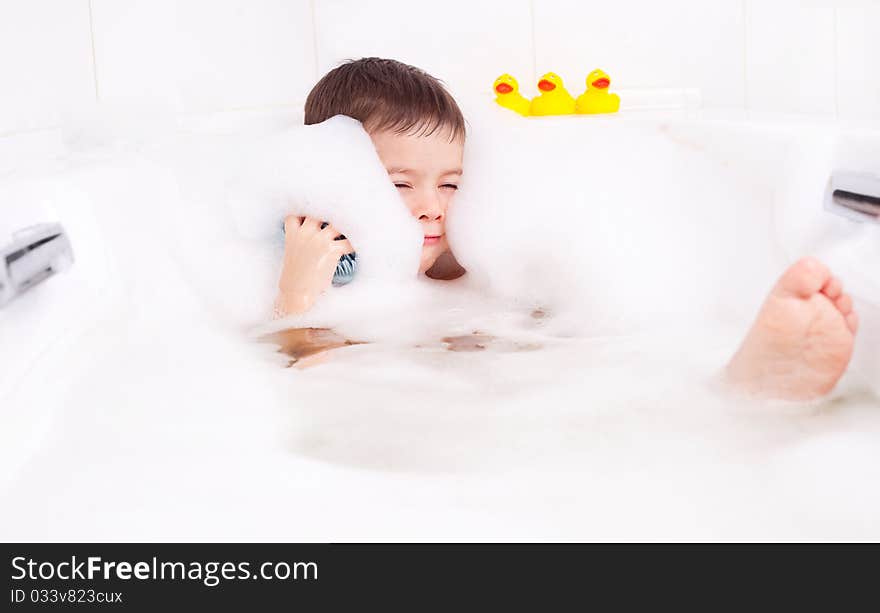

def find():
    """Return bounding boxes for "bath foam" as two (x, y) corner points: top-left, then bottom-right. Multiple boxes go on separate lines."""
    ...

(224, 115), (422, 286)
(156, 115), (424, 327)
(3, 110), (880, 540)
(447, 100), (784, 336)
(180, 105), (784, 338)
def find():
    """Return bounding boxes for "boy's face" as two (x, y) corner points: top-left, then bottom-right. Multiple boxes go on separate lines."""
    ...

(370, 129), (463, 274)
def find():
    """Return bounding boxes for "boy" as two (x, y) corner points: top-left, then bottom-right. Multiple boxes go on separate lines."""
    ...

(273, 58), (858, 401)
(273, 58), (465, 318)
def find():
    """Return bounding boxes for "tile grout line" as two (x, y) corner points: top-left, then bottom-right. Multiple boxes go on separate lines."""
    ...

(309, 0), (320, 83)
(87, 0), (100, 102)
(742, 0), (749, 118)
(832, 4), (839, 120)
(528, 0), (537, 84)
(0, 126), (61, 141)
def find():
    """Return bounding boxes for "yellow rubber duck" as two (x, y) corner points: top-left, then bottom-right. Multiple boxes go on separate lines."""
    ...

(493, 74), (530, 116)
(575, 69), (620, 114)
(529, 72), (576, 116)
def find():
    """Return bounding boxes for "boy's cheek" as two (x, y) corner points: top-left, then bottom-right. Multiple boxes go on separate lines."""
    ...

(399, 192), (418, 215)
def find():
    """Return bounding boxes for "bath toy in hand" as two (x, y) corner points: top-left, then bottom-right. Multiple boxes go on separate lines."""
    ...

(575, 68), (620, 114)
(529, 72), (576, 116)
(280, 220), (358, 286)
(492, 74), (531, 116)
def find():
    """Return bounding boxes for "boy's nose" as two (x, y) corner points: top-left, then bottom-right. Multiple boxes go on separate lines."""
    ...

(414, 199), (445, 222)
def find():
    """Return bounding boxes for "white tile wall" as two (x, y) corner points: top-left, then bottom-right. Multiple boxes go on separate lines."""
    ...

(745, 0), (837, 116)
(89, 0), (180, 109)
(0, 0), (878, 136)
(90, 0), (315, 113)
(836, 0), (880, 121)
(533, 0), (746, 108)
(312, 0), (534, 98)
(0, 0), (96, 135)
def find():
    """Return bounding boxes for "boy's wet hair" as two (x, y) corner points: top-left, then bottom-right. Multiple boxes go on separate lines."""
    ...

(304, 57), (466, 142)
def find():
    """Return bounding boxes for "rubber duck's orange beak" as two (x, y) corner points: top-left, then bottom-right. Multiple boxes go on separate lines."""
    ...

(591, 78), (610, 89)
(495, 82), (513, 94)
(538, 79), (556, 92)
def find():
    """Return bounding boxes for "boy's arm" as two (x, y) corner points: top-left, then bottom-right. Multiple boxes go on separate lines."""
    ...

(274, 215), (354, 318)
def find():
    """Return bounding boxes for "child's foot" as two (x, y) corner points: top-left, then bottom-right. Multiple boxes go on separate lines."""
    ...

(725, 257), (858, 400)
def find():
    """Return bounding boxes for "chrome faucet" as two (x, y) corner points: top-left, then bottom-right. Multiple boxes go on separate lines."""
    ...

(0, 223), (74, 307)
(826, 172), (880, 224)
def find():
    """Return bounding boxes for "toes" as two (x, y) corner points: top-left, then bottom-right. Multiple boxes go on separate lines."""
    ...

(834, 293), (853, 316)
(821, 275), (843, 300)
(777, 257), (831, 299)
(846, 311), (859, 335)
(833, 292), (858, 335)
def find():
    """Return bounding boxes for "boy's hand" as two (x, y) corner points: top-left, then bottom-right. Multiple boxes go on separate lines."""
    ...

(274, 215), (354, 317)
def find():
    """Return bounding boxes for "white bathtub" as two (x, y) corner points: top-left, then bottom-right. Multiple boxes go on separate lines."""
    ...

(1, 111), (879, 541)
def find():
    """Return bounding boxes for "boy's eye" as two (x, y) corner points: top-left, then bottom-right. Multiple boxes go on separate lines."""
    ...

(394, 183), (412, 189)
(441, 184), (458, 191)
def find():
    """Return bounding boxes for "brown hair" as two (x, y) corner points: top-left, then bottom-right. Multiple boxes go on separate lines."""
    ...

(304, 57), (466, 142)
